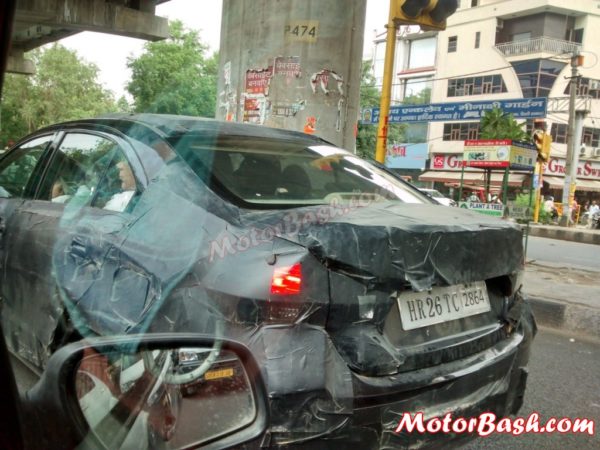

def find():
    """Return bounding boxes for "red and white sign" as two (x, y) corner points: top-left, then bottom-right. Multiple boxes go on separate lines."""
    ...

(245, 67), (273, 94)
(431, 154), (464, 170)
(388, 145), (407, 157)
(465, 139), (512, 147)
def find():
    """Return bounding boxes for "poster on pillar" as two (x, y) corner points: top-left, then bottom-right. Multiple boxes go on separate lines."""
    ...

(216, 0), (367, 148)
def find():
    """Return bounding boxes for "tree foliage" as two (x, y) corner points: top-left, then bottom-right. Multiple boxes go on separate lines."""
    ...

(403, 87), (431, 105)
(356, 60), (406, 159)
(1, 45), (116, 147)
(126, 20), (218, 117)
(479, 107), (530, 141)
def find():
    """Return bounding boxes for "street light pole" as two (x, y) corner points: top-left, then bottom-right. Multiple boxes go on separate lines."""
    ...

(559, 51), (582, 226)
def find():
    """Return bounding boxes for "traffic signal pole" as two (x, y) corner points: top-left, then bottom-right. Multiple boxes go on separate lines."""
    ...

(374, 1), (458, 163)
(375, 1), (398, 164)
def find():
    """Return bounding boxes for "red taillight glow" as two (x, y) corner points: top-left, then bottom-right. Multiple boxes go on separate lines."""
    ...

(270, 263), (302, 295)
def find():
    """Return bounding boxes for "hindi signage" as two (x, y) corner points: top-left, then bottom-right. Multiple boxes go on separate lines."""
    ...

(361, 98), (547, 124)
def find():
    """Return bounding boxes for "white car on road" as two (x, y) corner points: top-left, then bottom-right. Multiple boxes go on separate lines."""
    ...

(420, 188), (457, 207)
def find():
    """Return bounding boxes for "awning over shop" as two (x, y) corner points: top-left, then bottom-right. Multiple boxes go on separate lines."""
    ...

(542, 176), (565, 190)
(543, 176), (600, 192)
(419, 171), (527, 187)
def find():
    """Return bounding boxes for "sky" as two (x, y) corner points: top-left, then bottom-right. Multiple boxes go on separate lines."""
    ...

(59, 0), (389, 99)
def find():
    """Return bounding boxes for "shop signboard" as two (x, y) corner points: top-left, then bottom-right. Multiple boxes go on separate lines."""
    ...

(385, 143), (428, 169)
(543, 158), (600, 181)
(463, 140), (536, 170)
(508, 141), (537, 170)
(464, 140), (512, 168)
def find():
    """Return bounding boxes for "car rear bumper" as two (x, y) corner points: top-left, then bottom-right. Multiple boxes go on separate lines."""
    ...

(351, 329), (531, 449)
(257, 300), (535, 449)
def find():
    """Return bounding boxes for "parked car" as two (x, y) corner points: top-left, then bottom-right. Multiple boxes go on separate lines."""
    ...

(419, 188), (457, 207)
(0, 114), (535, 448)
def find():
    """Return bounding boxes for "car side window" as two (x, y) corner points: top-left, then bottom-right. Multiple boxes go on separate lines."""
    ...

(41, 133), (137, 212)
(0, 136), (51, 198)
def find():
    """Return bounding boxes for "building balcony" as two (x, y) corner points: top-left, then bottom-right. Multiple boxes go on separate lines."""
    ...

(495, 36), (581, 58)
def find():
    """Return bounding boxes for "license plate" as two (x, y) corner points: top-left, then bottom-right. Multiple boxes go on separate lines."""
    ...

(397, 282), (491, 331)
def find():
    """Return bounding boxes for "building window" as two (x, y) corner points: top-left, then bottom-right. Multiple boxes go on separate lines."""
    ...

(512, 59), (566, 98)
(471, 0), (479, 6)
(550, 123), (568, 144)
(475, 31), (481, 49)
(582, 127), (600, 147)
(512, 32), (531, 42)
(448, 36), (457, 53)
(568, 28), (584, 44)
(563, 77), (600, 99)
(402, 77), (433, 104)
(443, 122), (480, 141)
(447, 74), (506, 97)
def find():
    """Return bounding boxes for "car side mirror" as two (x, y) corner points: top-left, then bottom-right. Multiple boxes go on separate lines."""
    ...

(22, 334), (268, 450)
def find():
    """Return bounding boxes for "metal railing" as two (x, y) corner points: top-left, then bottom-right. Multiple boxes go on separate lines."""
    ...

(495, 36), (581, 57)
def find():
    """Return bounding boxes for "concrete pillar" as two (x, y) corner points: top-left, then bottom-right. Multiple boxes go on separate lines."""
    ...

(7, 51), (35, 75)
(217, 0), (367, 151)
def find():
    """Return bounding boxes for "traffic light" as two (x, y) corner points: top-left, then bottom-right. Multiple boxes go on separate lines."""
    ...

(533, 129), (552, 162)
(392, 0), (459, 31)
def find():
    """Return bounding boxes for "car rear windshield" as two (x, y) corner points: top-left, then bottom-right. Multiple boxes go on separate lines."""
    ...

(169, 136), (429, 208)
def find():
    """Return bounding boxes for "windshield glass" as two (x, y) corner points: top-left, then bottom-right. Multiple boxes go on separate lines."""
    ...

(171, 138), (428, 206)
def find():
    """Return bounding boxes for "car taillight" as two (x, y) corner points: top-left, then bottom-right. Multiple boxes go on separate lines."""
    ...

(270, 263), (302, 295)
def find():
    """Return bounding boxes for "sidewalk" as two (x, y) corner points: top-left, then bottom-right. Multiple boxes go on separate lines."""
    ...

(523, 223), (600, 246)
(524, 262), (600, 339)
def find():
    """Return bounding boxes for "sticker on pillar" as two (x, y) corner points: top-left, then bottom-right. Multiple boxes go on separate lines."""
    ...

(272, 99), (306, 117)
(284, 21), (319, 43)
(245, 67), (273, 95)
(304, 116), (317, 134)
(219, 61), (236, 122)
(336, 98), (345, 132)
(243, 96), (271, 125)
(274, 56), (301, 81)
(310, 69), (344, 96)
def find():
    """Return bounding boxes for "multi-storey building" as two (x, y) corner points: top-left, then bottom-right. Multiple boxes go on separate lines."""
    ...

(372, 0), (600, 199)
(428, 0), (600, 198)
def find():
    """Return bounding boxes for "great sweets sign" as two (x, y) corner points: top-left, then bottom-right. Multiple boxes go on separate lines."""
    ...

(360, 98), (547, 125)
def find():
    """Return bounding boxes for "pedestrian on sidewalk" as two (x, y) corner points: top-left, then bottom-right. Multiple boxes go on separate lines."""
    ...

(543, 196), (558, 221)
(588, 200), (599, 228)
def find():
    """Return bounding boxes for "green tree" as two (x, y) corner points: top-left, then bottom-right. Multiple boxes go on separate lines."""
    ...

(1, 45), (116, 146)
(126, 20), (217, 117)
(356, 60), (406, 159)
(479, 107), (530, 141)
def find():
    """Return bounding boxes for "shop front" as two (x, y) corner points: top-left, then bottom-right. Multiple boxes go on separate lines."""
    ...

(420, 151), (533, 202)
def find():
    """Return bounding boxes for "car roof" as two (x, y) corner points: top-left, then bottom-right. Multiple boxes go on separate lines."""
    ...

(35, 113), (330, 146)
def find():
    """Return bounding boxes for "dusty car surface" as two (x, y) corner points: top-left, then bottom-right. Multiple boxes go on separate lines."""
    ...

(0, 114), (535, 448)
